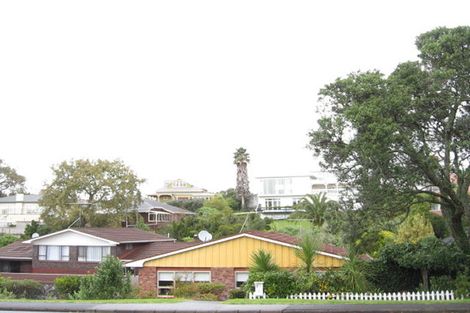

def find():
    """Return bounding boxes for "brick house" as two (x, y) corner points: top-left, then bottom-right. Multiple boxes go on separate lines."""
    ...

(125, 231), (350, 298)
(0, 227), (175, 282)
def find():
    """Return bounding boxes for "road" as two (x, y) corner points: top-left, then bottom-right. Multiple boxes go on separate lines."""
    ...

(0, 301), (470, 313)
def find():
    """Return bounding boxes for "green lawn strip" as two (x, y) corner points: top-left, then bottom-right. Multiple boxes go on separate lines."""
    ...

(0, 298), (184, 304)
(224, 298), (470, 305)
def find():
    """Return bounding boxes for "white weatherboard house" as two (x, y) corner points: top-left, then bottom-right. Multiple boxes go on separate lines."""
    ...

(255, 172), (346, 219)
(0, 194), (43, 235)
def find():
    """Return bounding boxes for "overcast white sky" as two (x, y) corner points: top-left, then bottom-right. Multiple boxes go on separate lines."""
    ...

(1, 0), (468, 195)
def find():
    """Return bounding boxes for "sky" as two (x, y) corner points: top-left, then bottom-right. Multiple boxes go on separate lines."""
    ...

(0, 0), (469, 195)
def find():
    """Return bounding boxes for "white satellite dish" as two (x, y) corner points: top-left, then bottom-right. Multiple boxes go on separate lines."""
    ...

(31, 233), (39, 239)
(197, 230), (212, 242)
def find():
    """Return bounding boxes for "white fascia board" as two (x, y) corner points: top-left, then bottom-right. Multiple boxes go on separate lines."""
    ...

(125, 233), (346, 267)
(23, 228), (119, 245)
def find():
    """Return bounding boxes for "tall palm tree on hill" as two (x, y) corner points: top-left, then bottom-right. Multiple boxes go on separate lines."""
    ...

(233, 147), (250, 210)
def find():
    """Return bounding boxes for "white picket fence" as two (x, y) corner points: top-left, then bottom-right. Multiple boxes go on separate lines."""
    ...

(286, 290), (455, 301)
(249, 290), (456, 301)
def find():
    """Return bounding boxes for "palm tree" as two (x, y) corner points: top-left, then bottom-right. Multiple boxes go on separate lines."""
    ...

(294, 193), (337, 227)
(233, 147), (250, 210)
(295, 233), (320, 273)
(250, 250), (279, 273)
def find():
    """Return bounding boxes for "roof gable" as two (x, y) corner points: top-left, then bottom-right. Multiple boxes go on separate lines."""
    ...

(24, 228), (174, 246)
(23, 229), (118, 246)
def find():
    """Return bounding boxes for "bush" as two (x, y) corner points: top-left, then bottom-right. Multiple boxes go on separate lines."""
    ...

(0, 235), (18, 248)
(174, 282), (225, 300)
(228, 288), (246, 299)
(77, 256), (132, 299)
(455, 270), (470, 298)
(430, 275), (455, 291)
(244, 270), (297, 298)
(0, 278), (44, 299)
(54, 276), (82, 299)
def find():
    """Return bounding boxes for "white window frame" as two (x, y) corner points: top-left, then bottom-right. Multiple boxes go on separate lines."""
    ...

(38, 245), (69, 261)
(78, 246), (111, 262)
(148, 212), (156, 222)
(234, 271), (249, 288)
(157, 271), (211, 296)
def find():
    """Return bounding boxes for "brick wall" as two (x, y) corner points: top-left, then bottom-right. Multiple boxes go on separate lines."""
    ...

(138, 267), (157, 297)
(31, 246), (118, 274)
(211, 267), (235, 298)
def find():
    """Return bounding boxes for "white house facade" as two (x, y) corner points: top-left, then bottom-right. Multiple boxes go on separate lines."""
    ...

(255, 172), (346, 219)
(0, 194), (43, 235)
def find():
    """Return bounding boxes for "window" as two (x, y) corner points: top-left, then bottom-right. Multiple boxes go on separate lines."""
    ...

(38, 246), (69, 261)
(235, 272), (249, 288)
(157, 271), (210, 296)
(78, 246), (111, 262)
(265, 198), (281, 210)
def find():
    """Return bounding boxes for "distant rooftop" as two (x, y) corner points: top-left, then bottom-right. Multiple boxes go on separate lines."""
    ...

(138, 199), (195, 215)
(151, 179), (212, 194)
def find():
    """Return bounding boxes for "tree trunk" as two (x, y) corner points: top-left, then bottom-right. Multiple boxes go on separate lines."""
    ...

(420, 268), (429, 291)
(442, 206), (470, 254)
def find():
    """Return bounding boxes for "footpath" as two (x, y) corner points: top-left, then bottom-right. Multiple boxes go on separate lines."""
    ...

(0, 301), (470, 313)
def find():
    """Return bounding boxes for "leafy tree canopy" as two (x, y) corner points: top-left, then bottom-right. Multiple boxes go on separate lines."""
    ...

(40, 159), (144, 230)
(0, 159), (25, 197)
(309, 26), (470, 253)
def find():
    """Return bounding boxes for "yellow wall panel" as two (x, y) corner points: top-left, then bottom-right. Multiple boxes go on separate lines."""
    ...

(144, 237), (345, 269)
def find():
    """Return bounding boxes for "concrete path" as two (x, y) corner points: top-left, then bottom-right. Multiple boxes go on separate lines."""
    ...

(0, 301), (469, 313)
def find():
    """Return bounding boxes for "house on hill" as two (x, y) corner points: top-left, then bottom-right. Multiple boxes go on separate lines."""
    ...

(125, 230), (349, 297)
(0, 194), (43, 235)
(137, 199), (195, 227)
(148, 179), (214, 202)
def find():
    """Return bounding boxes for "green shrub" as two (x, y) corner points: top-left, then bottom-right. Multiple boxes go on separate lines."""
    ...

(174, 282), (225, 300)
(294, 271), (321, 293)
(0, 235), (18, 248)
(228, 288), (246, 299)
(244, 270), (297, 298)
(77, 256), (132, 300)
(54, 276), (82, 299)
(0, 279), (44, 299)
(455, 270), (470, 298)
(0, 288), (14, 299)
(430, 275), (455, 291)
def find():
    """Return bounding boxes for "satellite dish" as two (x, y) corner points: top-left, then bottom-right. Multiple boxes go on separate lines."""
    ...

(31, 233), (39, 239)
(197, 230), (212, 242)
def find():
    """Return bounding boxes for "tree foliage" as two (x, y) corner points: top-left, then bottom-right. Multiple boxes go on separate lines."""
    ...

(40, 159), (144, 230)
(77, 256), (131, 299)
(0, 159), (25, 197)
(309, 26), (470, 253)
(292, 193), (339, 227)
(250, 250), (280, 273)
(295, 232), (320, 273)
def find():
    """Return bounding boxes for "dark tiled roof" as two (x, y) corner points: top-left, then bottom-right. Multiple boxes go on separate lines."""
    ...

(73, 228), (175, 243)
(122, 241), (201, 261)
(243, 230), (349, 257)
(138, 199), (195, 215)
(0, 241), (33, 259)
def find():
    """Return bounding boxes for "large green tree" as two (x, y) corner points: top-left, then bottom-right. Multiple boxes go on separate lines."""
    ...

(234, 147), (251, 210)
(309, 27), (470, 253)
(0, 159), (25, 197)
(40, 159), (144, 230)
